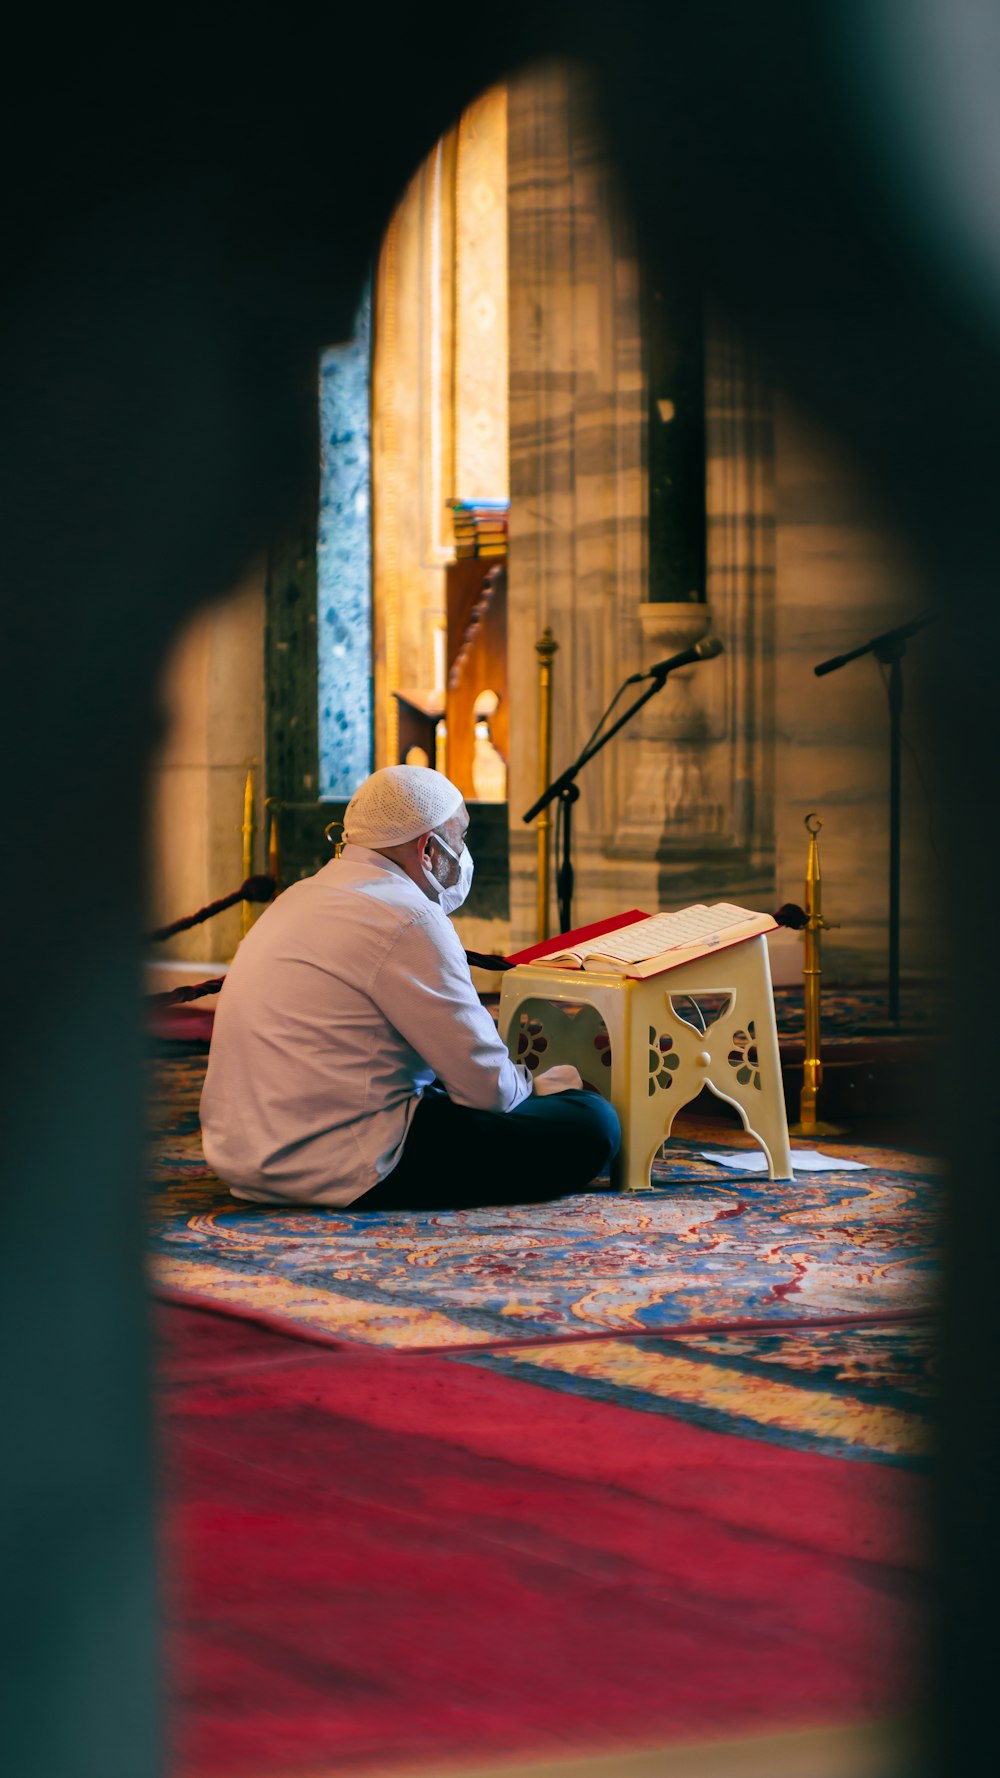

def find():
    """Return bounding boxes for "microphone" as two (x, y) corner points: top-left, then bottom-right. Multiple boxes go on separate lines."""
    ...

(628, 633), (725, 684)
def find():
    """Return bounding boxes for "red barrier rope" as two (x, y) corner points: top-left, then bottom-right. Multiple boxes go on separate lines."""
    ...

(147, 875), (276, 943)
(147, 905), (810, 1009)
(150, 956), (509, 1011)
(774, 902), (809, 930)
(465, 949), (514, 972)
(148, 977), (227, 1008)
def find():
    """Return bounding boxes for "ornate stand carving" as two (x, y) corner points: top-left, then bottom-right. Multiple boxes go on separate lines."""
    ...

(499, 934), (792, 1190)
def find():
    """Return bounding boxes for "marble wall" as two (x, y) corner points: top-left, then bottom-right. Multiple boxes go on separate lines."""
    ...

(318, 285), (373, 799)
(372, 90), (508, 770)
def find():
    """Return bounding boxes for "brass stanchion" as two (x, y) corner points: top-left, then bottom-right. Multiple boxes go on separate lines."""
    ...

(789, 812), (843, 1136)
(266, 800), (281, 892)
(535, 629), (558, 941)
(241, 766), (256, 937)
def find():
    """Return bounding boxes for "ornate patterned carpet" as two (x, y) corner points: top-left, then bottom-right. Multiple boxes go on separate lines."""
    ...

(149, 1054), (938, 1470)
(774, 982), (937, 1039)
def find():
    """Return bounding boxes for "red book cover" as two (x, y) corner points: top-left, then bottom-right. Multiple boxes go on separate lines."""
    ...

(507, 910), (650, 967)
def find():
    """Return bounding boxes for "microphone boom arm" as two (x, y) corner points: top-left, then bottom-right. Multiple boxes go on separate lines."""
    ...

(523, 638), (724, 932)
(811, 609), (933, 1024)
(813, 611), (934, 678)
(522, 667), (674, 827)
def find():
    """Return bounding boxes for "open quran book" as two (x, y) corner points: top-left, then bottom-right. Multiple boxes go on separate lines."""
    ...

(511, 903), (777, 980)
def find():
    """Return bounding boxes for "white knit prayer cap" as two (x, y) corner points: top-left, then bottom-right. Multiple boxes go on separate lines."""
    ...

(342, 765), (464, 849)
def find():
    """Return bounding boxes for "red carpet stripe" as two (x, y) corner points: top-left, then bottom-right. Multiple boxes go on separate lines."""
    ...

(159, 1304), (926, 1777)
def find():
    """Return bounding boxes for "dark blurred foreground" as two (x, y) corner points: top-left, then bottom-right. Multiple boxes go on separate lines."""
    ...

(2, 5), (998, 1774)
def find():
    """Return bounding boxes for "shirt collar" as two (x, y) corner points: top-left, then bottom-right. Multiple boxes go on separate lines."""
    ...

(340, 843), (414, 885)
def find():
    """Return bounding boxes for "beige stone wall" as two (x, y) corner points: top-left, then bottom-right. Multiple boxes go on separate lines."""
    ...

(506, 61), (648, 946)
(772, 400), (938, 980)
(146, 567), (266, 965)
(505, 68), (777, 949)
(504, 62), (935, 984)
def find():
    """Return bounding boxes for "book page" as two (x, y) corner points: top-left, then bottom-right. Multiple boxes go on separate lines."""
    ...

(584, 903), (764, 965)
(700, 1149), (867, 1174)
(523, 947), (584, 968)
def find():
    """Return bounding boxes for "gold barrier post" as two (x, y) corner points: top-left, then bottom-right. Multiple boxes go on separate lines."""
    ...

(790, 812), (843, 1137)
(266, 800), (281, 892)
(535, 629), (558, 942)
(241, 766), (255, 936)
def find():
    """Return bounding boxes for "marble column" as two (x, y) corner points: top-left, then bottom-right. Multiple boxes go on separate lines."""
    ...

(613, 318), (776, 895)
(507, 62), (646, 940)
(508, 72), (778, 939)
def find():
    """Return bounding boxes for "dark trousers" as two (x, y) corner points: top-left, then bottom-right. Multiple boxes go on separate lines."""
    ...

(354, 1087), (621, 1212)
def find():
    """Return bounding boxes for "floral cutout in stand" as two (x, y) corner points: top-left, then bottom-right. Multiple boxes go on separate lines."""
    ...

(728, 1021), (761, 1090)
(648, 1026), (681, 1096)
(516, 1016), (549, 1073)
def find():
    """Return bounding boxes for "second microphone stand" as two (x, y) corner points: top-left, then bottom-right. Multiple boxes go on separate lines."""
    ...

(524, 666), (682, 935)
(814, 611), (933, 1025)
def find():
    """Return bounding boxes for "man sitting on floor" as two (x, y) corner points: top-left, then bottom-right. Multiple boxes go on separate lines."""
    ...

(200, 765), (620, 1210)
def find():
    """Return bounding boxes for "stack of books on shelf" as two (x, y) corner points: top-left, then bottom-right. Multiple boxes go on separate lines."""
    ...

(448, 498), (509, 559)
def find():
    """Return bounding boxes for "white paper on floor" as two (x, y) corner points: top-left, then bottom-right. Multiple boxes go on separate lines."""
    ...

(698, 1148), (868, 1173)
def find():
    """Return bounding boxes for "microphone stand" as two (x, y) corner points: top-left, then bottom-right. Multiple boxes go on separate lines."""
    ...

(814, 612), (934, 1025)
(523, 667), (680, 935)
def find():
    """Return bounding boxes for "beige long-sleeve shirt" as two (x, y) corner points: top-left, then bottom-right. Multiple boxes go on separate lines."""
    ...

(199, 844), (532, 1205)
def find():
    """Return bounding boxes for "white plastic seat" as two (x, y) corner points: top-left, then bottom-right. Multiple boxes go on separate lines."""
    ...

(498, 933), (792, 1191)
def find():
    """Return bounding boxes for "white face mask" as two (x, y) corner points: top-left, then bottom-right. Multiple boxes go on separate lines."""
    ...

(422, 829), (474, 915)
